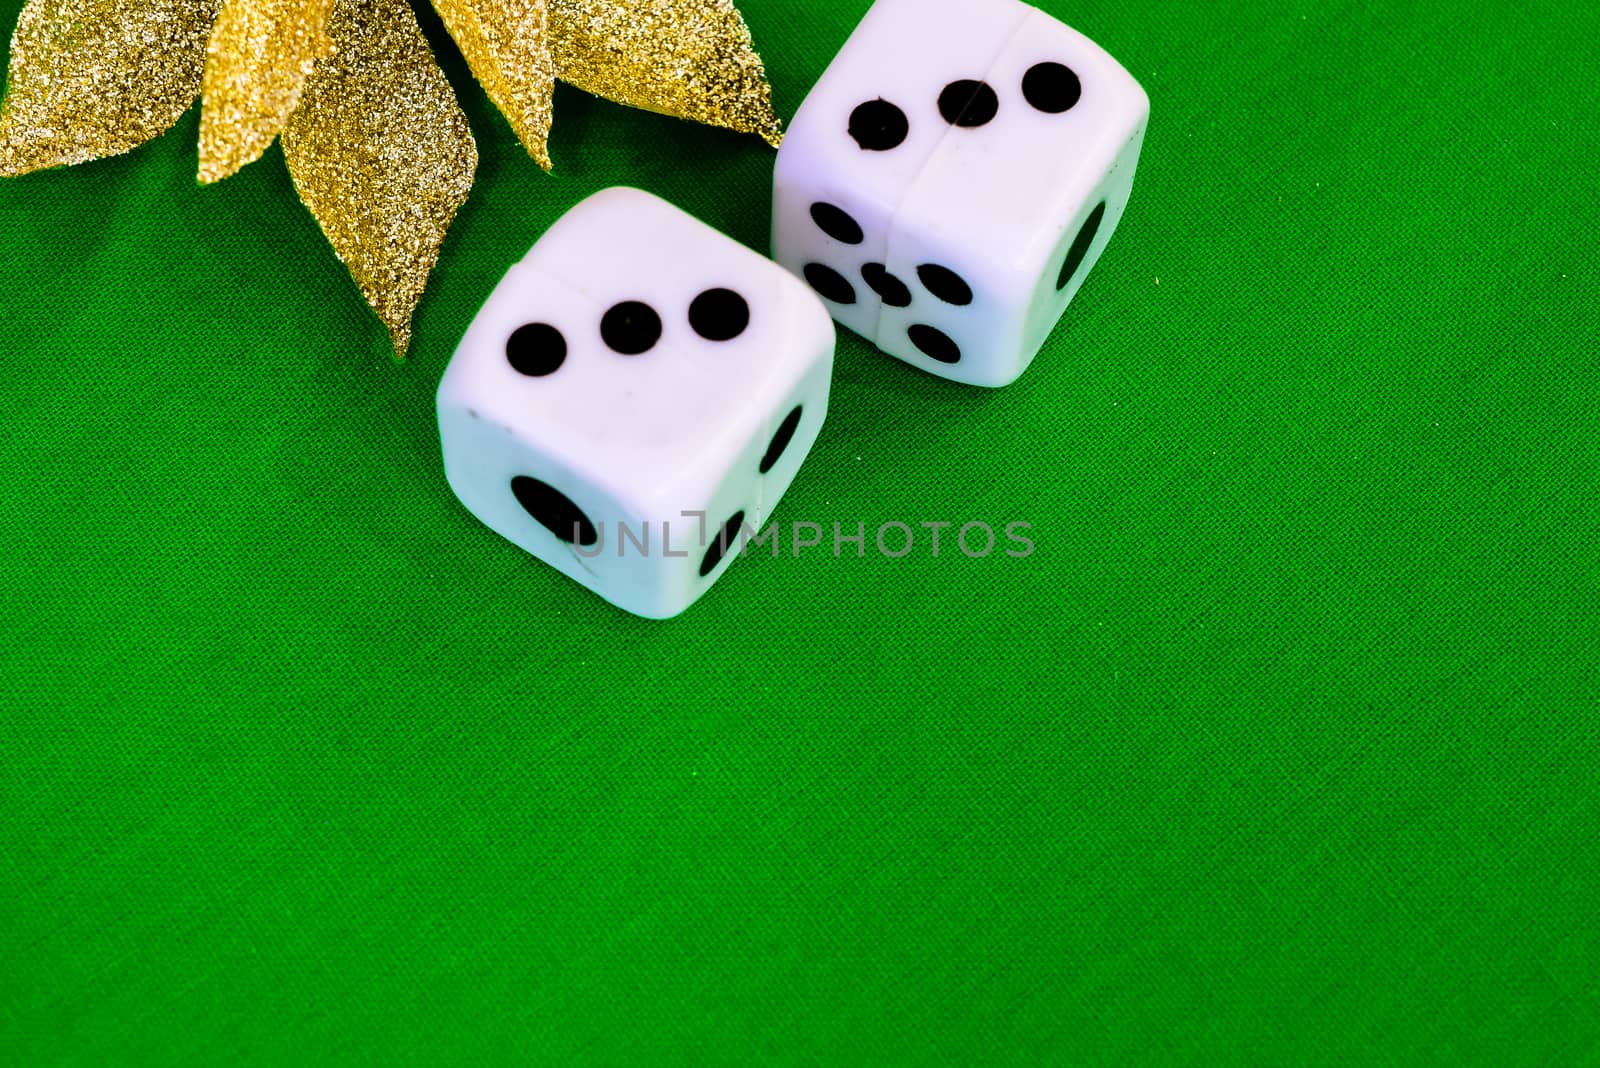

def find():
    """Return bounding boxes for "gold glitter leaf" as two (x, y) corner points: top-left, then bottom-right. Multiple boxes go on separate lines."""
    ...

(548, 0), (782, 148)
(198, 0), (336, 184)
(432, 0), (555, 169)
(0, 0), (223, 176)
(283, 0), (477, 356)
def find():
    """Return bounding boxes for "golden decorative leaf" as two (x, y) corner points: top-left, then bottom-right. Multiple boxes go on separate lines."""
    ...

(548, 0), (782, 148)
(282, 0), (477, 356)
(198, 0), (335, 184)
(0, 0), (222, 176)
(432, 0), (555, 169)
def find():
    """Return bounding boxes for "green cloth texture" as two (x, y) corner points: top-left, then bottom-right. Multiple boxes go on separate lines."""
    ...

(2, 0), (1597, 1061)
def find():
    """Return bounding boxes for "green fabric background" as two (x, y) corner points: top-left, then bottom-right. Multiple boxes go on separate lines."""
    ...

(2, 0), (1597, 1060)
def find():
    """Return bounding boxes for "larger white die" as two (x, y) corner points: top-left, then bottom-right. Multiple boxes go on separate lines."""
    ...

(772, 0), (1149, 387)
(437, 188), (835, 619)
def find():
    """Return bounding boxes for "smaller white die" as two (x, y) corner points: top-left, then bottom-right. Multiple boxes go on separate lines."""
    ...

(772, 0), (1149, 387)
(437, 187), (835, 619)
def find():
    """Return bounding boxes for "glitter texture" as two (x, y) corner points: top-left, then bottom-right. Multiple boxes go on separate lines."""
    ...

(282, 0), (477, 356)
(0, 0), (222, 176)
(549, 0), (782, 148)
(0, 0), (780, 350)
(198, 0), (335, 184)
(431, 0), (555, 169)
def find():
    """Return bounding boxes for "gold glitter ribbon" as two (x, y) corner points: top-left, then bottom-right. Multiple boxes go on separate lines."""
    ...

(0, 0), (222, 175)
(432, 0), (555, 169)
(549, 0), (782, 147)
(198, 0), (336, 184)
(282, 0), (477, 356)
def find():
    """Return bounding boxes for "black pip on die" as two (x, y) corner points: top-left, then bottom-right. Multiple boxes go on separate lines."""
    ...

(437, 188), (836, 619)
(773, 0), (1149, 387)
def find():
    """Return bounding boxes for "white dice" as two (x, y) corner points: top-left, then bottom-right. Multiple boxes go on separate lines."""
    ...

(772, 0), (1149, 387)
(437, 187), (836, 619)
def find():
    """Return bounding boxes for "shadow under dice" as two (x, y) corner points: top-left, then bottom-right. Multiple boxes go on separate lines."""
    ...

(437, 187), (836, 620)
(772, 0), (1150, 387)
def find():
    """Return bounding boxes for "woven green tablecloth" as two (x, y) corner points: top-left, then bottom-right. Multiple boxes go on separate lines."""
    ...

(2, 0), (1597, 1060)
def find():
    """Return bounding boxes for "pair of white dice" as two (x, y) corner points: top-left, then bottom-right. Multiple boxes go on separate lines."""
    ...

(437, 0), (1147, 618)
